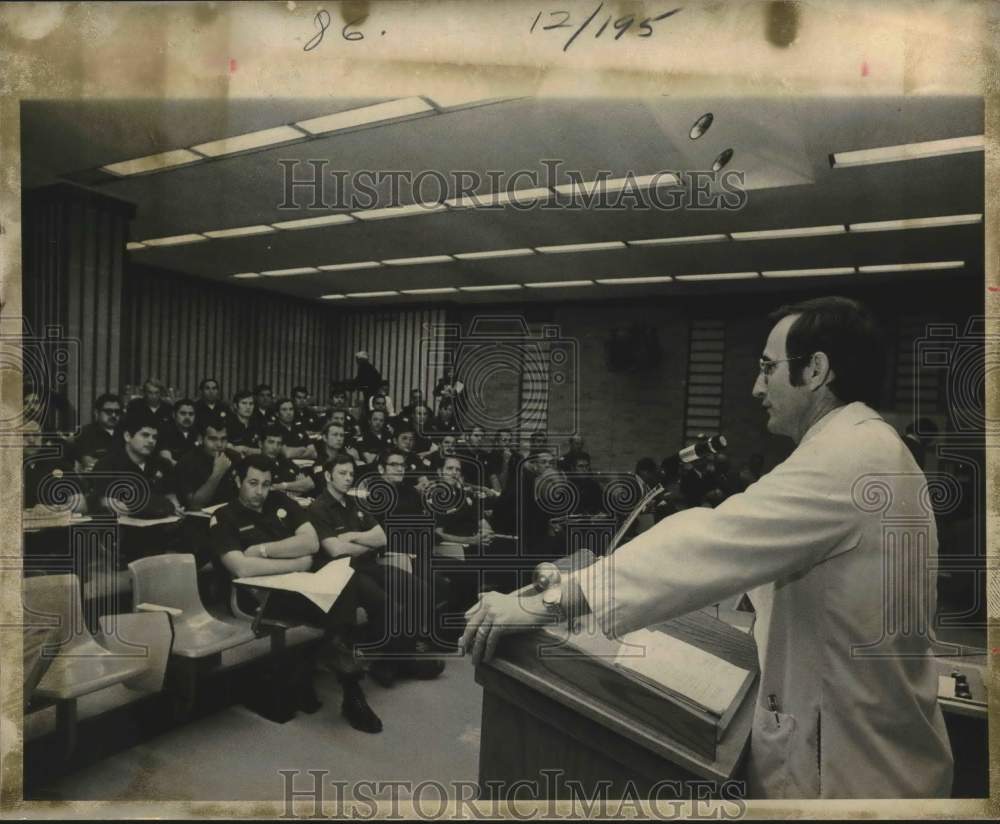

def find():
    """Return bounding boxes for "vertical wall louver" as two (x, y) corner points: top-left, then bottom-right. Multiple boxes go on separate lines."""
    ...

(683, 319), (725, 441)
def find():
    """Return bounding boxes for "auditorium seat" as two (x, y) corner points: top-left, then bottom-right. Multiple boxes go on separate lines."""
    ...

(23, 575), (171, 757)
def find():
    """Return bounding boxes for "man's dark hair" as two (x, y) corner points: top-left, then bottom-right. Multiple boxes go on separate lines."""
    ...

(769, 296), (885, 406)
(232, 389), (253, 405)
(198, 414), (227, 436)
(321, 419), (346, 437)
(198, 378), (219, 392)
(94, 392), (121, 412)
(291, 385), (308, 397)
(235, 453), (274, 482)
(122, 410), (159, 437)
(395, 421), (416, 437)
(261, 423), (285, 441)
(254, 383), (273, 395)
(275, 396), (294, 411)
(174, 397), (196, 413)
(323, 452), (356, 473)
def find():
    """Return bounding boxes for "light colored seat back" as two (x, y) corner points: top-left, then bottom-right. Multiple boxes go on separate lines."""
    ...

(129, 554), (205, 613)
(23, 574), (87, 653)
(97, 612), (173, 694)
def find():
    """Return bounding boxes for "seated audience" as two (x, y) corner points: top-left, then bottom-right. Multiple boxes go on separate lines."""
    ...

(227, 389), (261, 457)
(173, 417), (240, 509)
(157, 398), (199, 467)
(126, 378), (174, 431)
(258, 424), (315, 496)
(194, 378), (230, 428)
(274, 397), (317, 461)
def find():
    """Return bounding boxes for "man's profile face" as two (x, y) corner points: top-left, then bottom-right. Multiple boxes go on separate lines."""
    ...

(261, 435), (283, 458)
(126, 426), (158, 457)
(753, 314), (813, 439)
(397, 432), (414, 452)
(327, 462), (354, 495)
(324, 425), (346, 450)
(202, 426), (228, 456)
(278, 401), (295, 424)
(174, 404), (195, 429)
(201, 381), (220, 403)
(239, 467), (271, 510)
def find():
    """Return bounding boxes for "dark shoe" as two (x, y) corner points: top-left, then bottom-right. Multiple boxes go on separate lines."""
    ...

(341, 684), (383, 734)
(400, 657), (446, 679)
(369, 660), (398, 688)
(297, 682), (323, 714)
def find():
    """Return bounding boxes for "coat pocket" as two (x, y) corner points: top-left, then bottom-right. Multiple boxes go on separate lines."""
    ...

(749, 708), (821, 799)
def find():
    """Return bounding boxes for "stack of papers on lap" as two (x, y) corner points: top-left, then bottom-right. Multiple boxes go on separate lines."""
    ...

(234, 557), (354, 612)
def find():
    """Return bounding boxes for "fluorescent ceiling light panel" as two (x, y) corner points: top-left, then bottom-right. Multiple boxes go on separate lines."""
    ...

(142, 233), (208, 247)
(352, 202), (447, 221)
(447, 188), (553, 208)
(761, 267), (856, 278)
(272, 214), (355, 230)
(594, 276), (674, 285)
(453, 248), (535, 260)
(849, 214), (983, 233)
(859, 261), (964, 273)
(321, 293), (347, 300)
(101, 149), (203, 176)
(295, 98), (434, 135)
(675, 272), (759, 281)
(731, 225), (845, 240)
(459, 284), (523, 292)
(535, 241), (626, 254)
(231, 272), (262, 279)
(382, 255), (455, 266)
(426, 93), (508, 109)
(553, 173), (680, 196)
(261, 267), (319, 276)
(317, 261), (382, 272)
(346, 290), (400, 298)
(125, 242), (146, 250)
(831, 135), (984, 168)
(190, 125), (304, 157)
(524, 280), (595, 289)
(401, 287), (459, 295)
(203, 225), (276, 239)
(627, 234), (727, 247)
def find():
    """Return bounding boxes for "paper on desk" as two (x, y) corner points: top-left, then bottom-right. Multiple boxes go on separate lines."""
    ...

(118, 514), (182, 527)
(234, 557), (354, 612)
(292, 458), (315, 468)
(615, 628), (750, 716)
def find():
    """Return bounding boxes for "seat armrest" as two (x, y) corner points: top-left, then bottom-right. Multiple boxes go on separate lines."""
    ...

(135, 602), (183, 617)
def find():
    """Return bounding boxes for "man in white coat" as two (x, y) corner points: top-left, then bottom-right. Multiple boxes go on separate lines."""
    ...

(462, 297), (953, 799)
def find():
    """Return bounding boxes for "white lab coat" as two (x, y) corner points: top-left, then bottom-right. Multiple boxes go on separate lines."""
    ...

(570, 403), (953, 798)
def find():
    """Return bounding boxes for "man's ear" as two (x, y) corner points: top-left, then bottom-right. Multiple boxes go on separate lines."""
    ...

(808, 351), (834, 391)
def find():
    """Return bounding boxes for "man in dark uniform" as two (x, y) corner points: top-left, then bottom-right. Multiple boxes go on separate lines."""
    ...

(126, 379), (174, 432)
(274, 398), (317, 461)
(259, 425), (315, 496)
(194, 378), (231, 428)
(356, 409), (393, 465)
(24, 422), (87, 513)
(310, 421), (362, 494)
(209, 455), (382, 732)
(308, 453), (445, 687)
(399, 388), (424, 422)
(292, 386), (321, 432)
(173, 417), (238, 510)
(71, 393), (122, 469)
(566, 452), (605, 516)
(558, 434), (586, 473)
(325, 391), (359, 439)
(394, 423), (433, 480)
(158, 398), (199, 467)
(252, 384), (276, 428)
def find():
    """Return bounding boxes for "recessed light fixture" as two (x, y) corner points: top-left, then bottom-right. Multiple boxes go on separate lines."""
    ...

(231, 272), (262, 279)
(689, 113), (714, 140)
(400, 287), (459, 295)
(346, 290), (400, 298)
(594, 275), (674, 285)
(731, 225), (845, 240)
(272, 214), (355, 230)
(848, 214), (983, 232)
(675, 272), (759, 281)
(453, 248), (535, 260)
(831, 135), (984, 168)
(317, 261), (382, 272)
(523, 280), (595, 289)
(627, 234), (728, 247)
(203, 225), (276, 239)
(320, 293), (347, 300)
(553, 173), (680, 197)
(761, 267), (856, 278)
(142, 233), (209, 247)
(535, 241), (626, 254)
(125, 242), (146, 250)
(458, 284), (523, 292)
(712, 149), (734, 172)
(382, 255), (455, 266)
(101, 149), (203, 176)
(295, 97), (434, 135)
(352, 203), (448, 221)
(859, 261), (964, 273)
(260, 267), (319, 277)
(191, 125), (304, 157)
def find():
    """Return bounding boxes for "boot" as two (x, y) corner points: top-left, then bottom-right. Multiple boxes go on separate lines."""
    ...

(341, 680), (382, 734)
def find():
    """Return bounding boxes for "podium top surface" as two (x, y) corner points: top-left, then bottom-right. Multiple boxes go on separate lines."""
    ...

(478, 609), (757, 783)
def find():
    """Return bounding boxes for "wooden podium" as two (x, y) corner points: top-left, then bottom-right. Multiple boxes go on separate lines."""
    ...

(474, 610), (757, 798)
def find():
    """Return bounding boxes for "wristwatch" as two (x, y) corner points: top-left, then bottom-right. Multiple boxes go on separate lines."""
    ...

(533, 562), (566, 624)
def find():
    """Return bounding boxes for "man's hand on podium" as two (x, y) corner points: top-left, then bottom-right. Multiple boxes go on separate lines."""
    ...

(461, 590), (552, 665)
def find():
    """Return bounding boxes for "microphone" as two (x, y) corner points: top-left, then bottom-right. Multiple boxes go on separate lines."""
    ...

(677, 434), (728, 465)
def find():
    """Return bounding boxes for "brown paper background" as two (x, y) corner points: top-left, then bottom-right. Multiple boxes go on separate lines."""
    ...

(0, 0), (996, 818)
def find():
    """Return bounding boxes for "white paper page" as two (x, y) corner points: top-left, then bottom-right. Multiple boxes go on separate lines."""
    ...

(118, 514), (182, 527)
(615, 628), (750, 716)
(234, 557), (355, 612)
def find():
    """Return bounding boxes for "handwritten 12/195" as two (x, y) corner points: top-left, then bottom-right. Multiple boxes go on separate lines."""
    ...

(530, 4), (682, 51)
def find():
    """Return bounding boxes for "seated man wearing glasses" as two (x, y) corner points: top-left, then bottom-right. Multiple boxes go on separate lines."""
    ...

(466, 297), (953, 801)
(71, 393), (122, 468)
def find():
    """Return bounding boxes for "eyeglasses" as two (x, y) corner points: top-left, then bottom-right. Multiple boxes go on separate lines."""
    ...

(758, 355), (809, 379)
